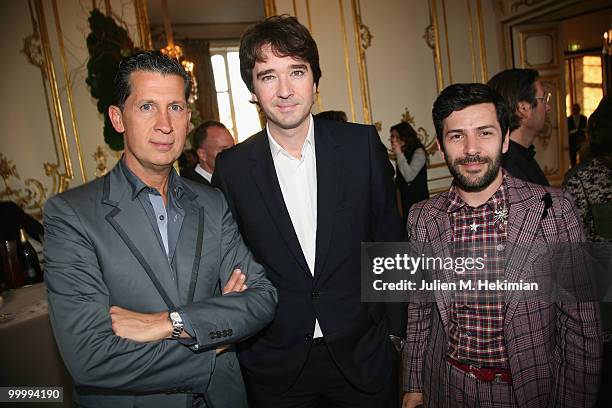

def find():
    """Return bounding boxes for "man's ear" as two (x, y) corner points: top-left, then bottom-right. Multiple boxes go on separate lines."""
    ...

(108, 105), (125, 133)
(196, 147), (207, 162)
(436, 139), (445, 162)
(516, 101), (531, 120)
(250, 92), (259, 104)
(502, 130), (510, 154)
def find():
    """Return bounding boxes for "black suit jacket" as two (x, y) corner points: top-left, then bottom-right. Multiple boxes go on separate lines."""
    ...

(213, 118), (406, 393)
(502, 140), (549, 186)
(181, 165), (211, 186)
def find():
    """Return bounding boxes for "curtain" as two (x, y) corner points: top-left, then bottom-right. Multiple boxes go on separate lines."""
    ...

(182, 39), (219, 122)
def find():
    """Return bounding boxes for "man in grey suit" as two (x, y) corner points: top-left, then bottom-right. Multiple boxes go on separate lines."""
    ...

(43, 51), (277, 408)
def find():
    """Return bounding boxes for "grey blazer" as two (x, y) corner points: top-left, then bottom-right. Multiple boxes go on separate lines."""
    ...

(43, 163), (277, 408)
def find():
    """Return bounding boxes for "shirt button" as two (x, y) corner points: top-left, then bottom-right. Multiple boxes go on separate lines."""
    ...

(159, 215), (165, 221)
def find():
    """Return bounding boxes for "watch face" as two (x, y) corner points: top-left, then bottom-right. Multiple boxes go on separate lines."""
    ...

(170, 311), (182, 323)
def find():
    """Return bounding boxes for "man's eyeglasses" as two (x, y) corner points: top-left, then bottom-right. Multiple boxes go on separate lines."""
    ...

(535, 92), (551, 104)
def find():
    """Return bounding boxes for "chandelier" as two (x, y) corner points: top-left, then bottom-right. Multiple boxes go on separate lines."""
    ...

(159, 0), (198, 104)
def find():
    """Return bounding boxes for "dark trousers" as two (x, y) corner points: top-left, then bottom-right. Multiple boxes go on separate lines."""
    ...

(246, 341), (398, 408)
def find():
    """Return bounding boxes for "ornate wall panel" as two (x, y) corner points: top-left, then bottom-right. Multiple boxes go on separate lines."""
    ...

(0, 0), (145, 217)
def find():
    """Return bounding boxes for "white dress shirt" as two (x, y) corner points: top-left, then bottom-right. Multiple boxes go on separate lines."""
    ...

(267, 116), (322, 338)
(194, 164), (213, 183)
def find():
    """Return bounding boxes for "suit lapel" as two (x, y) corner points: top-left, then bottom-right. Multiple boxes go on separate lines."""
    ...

(503, 176), (546, 320)
(313, 122), (341, 284)
(249, 130), (311, 277)
(173, 182), (208, 305)
(102, 165), (180, 308)
(423, 194), (454, 330)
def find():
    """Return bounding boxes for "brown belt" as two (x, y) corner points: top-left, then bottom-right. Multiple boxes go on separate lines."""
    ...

(446, 357), (512, 384)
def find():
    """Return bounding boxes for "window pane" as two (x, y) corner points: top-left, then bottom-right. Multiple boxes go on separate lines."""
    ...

(211, 55), (228, 92)
(582, 56), (602, 84)
(583, 86), (603, 118)
(227, 51), (262, 141)
(216, 92), (233, 130)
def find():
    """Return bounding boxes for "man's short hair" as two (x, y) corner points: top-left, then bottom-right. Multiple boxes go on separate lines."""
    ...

(114, 50), (191, 110)
(192, 120), (227, 149)
(432, 83), (512, 146)
(487, 68), (539, 132)
(239, 14), (322, 93)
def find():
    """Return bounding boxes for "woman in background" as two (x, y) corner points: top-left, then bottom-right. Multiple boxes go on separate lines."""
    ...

(563, 95), (612, 242)
(390, 121), (429, 225)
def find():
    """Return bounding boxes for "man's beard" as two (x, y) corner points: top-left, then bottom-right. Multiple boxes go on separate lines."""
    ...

(446, 151), (502, 192)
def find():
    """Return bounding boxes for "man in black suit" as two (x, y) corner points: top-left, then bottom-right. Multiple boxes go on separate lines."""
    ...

(182, 120), (234, 185)
(213, 15), (406, 408)
(488, 69), (550, 186)
(567, 103), (587, 166)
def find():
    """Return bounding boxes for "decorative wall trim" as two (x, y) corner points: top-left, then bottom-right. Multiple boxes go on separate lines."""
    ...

(0, 154), (47, 219)
(264, 0), (277, 17)
(92, 145), (109, 177)
(51, 0), (87, 183)
(440, 0), (453, 84)
(429, 0), (444, 93)
(401, 108), (438, 157)
(466, 0), (477, 82)
(476, 0), (488, 81)
(34, 0), (72, 193)
(134, 0), (153, 49)
(339, 0), (356, 121)
(351, 0), (373, 123)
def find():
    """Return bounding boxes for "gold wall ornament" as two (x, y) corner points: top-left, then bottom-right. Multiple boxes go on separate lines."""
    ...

(360, 23), (373, 50)
(0, 154), (47, 219)
(22, 31), (44, 70)
(374, 121), (382, 132)
(535, 115), (553, 149)
(92, 145), (109, 178)
(510, 0), (548, 14)
(401, 108), (438, 156)
(423, 24), (436, 50)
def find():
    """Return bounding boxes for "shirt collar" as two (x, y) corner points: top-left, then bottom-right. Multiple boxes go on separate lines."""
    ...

(194, 164), (213, 182)
(119, 158), (184, 203)
(267, 115), (315, 160)
(447, 173), (509, 214)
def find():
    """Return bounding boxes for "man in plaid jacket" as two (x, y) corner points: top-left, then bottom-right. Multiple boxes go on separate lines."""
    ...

(402, 83), (602, 407)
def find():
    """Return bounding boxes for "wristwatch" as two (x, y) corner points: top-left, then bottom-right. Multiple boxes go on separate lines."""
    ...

(169, 311), (184, 339)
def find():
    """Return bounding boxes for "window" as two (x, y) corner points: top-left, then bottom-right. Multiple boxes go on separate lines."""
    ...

(565, 54), (603, 118)
(210, 46), (262, 142)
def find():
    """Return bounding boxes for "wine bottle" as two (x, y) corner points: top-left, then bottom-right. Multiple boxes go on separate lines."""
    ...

(18, 228), (43, 284)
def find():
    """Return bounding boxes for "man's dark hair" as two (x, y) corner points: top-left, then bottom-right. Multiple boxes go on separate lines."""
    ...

(114, 50), (191, 110)
(239, 14), (321, 93)
(586, 95), (612, 164)
(432, 83), (512, 146)
(487, 68), (539, 132)
(192, 120), (227, 149)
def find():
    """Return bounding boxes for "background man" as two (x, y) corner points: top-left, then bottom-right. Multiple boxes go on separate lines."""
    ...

(182, 120), (235, 185)
(488, 68), (550, 186)
(213, 15), (406, 408)
(402, 83), (601, 408)
(567, 103), (587, 166)
(44, 51), (277, 407)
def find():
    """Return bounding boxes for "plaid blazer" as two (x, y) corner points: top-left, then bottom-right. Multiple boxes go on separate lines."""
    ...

(403, 174), (602, 407)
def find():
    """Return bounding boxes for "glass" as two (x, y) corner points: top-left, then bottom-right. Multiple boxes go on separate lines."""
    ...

(535, 92), (551, 104)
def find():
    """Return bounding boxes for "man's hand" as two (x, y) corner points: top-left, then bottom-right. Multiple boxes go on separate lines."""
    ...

(222, 268), (247, 294)
(110, 306), (171, 343)
(402, 392), (424, 408)
(216, 268), (247, 354)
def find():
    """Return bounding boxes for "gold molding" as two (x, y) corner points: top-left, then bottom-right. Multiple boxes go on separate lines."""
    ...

(440, 0), (453, 84)
(350, 0), (372, 123)
(518, 28), (558, 70)
(339, 0), (356, 122)
(133, 0), (153, 50)
(305, 0), (313, 33)
(0, 154), (47, 219)
(292, 0), (297, 16)
(51, 0), (87, 183)
(34, 0), (72, 193)
(401, 109), (438, 157)
(92, 145), (109, 177)
(264, 0), (277, 17)
(466, 0), (477, 82)
(475, 0), (488, 81)
(429, 0), (444, 93)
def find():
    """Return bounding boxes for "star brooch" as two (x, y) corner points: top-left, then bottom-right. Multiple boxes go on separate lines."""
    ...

(493, 205), (509, 229)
